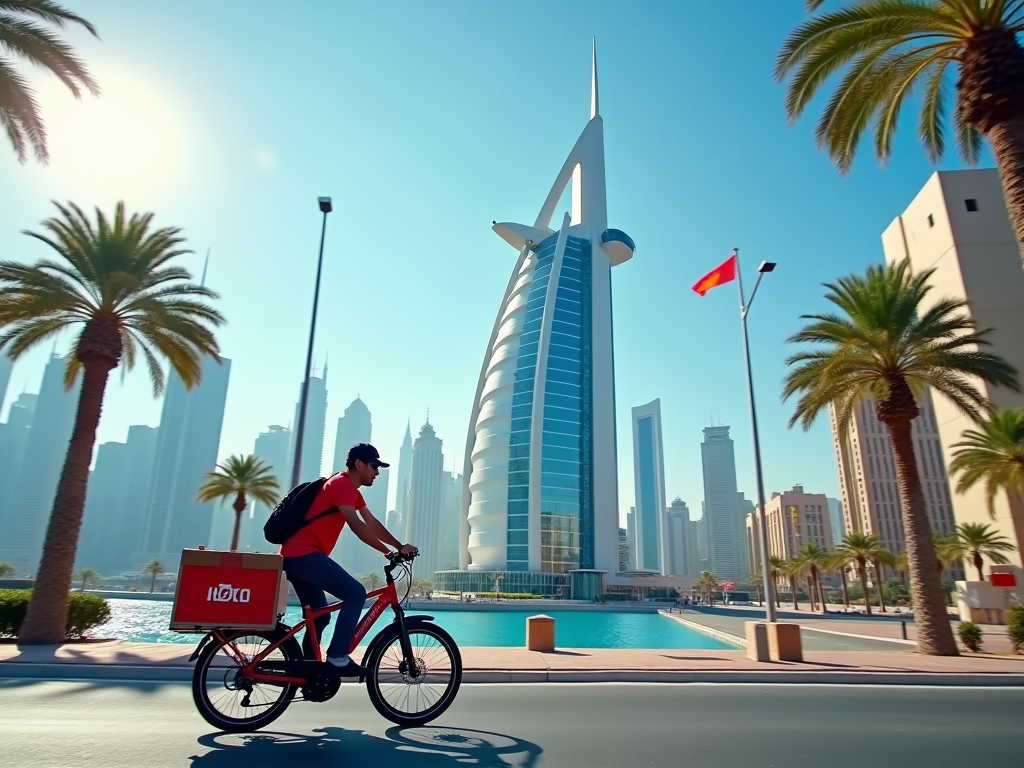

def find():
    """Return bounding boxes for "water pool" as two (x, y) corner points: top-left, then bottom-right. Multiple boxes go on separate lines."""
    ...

(98, 599), (730, 650)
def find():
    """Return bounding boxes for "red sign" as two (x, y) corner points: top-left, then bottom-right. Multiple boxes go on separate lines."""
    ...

(170, 550), (285, 631)
(721, 581), (735, 591)
(991, 572), (1017, 588)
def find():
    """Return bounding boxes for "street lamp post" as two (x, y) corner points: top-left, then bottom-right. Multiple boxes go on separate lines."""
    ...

(733, 248), (778, 623)
(291, 196), (333, 488)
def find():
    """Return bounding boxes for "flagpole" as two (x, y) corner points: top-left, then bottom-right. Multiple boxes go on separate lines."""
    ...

(734, 247), (778, 623)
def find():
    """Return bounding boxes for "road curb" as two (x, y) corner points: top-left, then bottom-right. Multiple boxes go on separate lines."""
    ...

(658, 611), (746, 647)
(2, 662), (1022, 687)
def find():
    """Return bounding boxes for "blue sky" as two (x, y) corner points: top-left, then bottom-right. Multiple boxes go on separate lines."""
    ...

(0, 0), (988, 523)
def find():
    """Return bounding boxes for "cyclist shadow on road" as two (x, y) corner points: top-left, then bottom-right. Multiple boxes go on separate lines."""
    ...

(189, 725), (543, 768)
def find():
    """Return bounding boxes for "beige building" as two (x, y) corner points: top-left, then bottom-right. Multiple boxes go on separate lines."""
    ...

(746, 485), (833, 573)
(830, 394), (956, 555)
(882, 169), (1024, 568)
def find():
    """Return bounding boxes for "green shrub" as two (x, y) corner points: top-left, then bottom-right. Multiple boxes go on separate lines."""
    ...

(0, 589), (110, 639)
(1008, 604), (1024, 654)
(957, 621), (984, 652)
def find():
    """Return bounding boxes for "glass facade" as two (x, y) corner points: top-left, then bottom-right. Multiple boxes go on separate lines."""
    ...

(506, 232), (594, 575)
(637, 416), (659, 569)
(434, 569), (568, 597)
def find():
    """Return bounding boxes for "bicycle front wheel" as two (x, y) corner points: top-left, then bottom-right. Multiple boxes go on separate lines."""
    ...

(191, 628), (300, 732)
(364, 622), (462, 726)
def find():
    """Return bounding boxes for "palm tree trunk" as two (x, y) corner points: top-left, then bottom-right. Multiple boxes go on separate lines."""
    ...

(806, 576), (816, 611)
(817, 572), (827, 614)
(875, 560), (887, 613)
(972, 551), (985, 581)
(230, 492), (248, 552)
(857, 559), (872, 616)
(988, 115), (1024, 260)
(886, 417), (958, 655)
(18, 361), (112, 644)
(150, 572), (156, 593)
(790, 576), (799, 610)
(840, 569), (850, 609)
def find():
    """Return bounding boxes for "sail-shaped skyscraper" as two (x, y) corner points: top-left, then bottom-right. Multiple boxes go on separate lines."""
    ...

(447, 45), (634, 599)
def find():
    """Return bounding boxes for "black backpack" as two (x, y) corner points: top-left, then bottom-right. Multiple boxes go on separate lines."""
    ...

(263, 477), (339, 545)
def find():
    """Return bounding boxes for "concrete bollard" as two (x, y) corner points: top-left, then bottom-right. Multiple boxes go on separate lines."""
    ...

(526, 614), (555, 652)
(767, 622), (803, 662)
(745, 621), (770, 662)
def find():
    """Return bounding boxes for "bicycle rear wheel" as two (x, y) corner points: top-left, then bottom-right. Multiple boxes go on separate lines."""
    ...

(191, 628), (301, 732)
(364, 622), (462, 727)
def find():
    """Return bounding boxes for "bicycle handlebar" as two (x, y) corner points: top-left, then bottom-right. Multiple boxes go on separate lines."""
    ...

(386, 550), (418, 565)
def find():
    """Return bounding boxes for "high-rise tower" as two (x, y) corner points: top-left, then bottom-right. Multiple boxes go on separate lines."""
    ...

(458, 43), (634, 599)
(0, 354), (80, 572)
(408, 420), (444, 578)
(631, 399), (668, 574)
(700, 425), (747, 581)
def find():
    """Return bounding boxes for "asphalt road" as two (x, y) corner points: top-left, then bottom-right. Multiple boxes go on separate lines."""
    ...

(1, 680), (1020, 767)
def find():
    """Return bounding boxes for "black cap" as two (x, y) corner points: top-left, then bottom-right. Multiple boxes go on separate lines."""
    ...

(348, 443), (390, 468)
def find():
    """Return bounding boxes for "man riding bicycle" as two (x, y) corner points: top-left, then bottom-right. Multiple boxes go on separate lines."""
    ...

(280, 443), (417, 678)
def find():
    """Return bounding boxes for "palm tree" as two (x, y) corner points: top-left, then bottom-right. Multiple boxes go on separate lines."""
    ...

(1, 1), (100, 163)
(142, 560), (163, 593)
(0, 562), (15, 579)
(747, 572), (764, 606)
(949, 408), (1024, 517)
(794, 543), (831, 614)
(836, 533), (892, 616)
(897, 531), (960, 577)
(784, 558), (802, 611)
(360, 572), (382, 591)
(694, 571), (719, 606)
(783, 259), (1019, 655)
(827, 552), (852, 610)
(4, 202), (225, 644)
(948, 522), (1017, 580)
(776, 0), (1024, 259)
(871, 550), (897, 613)
(196, 454), (280, 552)
(72, 567), (99, 592)
(768, 555), (787, 608)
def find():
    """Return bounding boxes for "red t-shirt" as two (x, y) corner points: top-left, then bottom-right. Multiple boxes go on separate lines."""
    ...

(280, 473), (366, 558)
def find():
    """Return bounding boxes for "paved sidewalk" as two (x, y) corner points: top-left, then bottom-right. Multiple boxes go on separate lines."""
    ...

(1, 640), (1022, 686)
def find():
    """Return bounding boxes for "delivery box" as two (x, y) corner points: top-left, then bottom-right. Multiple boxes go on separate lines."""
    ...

(170, 549), (288, 632)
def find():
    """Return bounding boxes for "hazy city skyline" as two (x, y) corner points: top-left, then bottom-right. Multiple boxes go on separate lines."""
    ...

(1, 2), (996, 532)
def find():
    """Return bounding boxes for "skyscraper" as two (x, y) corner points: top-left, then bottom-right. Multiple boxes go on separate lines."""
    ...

(830, 393), (955, 555)
(0, 354), (80, 573)
(332, 397), (391, 576)
(407, 420), (444, 578)
(78, 425), (158, 574)
(0, 354), (12, 413)
(288, 369), (328, 482)
(241, 424), (292, 553)
(458, 45), (634, 599)
(617, 527), (629, 573)
(881, 169), (1024, 567)
(134, 357), (231, 566)
(700, 425), (747, 581)
(438, 469), (463, 571)
(666, 498), (698, 578)
(0, 393), (37, 538)
(632, 399), (668, 574)
(331, 397), (372, 473)
(826, 497), (845, 546)
(395, 421), (414, 533)
(625, 507), (637, 570)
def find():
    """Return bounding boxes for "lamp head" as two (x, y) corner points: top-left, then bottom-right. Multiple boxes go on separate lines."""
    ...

(758, 261), (777, 273)
(318, 196), (333, 214)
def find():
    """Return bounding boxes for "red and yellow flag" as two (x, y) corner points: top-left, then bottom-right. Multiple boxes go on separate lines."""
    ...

(691, 254), (737, 297)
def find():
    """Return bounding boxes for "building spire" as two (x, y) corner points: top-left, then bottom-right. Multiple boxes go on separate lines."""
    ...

(590, 37), (599, 120)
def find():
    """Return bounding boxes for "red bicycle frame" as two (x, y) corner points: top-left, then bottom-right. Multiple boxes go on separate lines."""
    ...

(211, 579), (402, 686)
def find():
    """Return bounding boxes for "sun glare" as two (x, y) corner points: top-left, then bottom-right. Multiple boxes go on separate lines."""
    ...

(34, 67), (189, 200)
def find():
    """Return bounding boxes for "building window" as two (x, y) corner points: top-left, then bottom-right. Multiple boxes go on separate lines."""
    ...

(965, 198), (978, 212)
(927, 214), (934, 227)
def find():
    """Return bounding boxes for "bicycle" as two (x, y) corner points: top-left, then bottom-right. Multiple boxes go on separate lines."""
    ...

(188, 551), (462, 732)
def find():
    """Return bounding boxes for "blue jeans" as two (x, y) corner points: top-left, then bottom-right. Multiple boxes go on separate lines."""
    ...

(283, 553), (367, 660)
